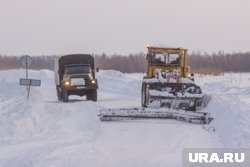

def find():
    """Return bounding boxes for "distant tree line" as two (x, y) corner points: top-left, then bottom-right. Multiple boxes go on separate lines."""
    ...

(0, 55), (56, 71)
(94, 53), (146, 73)
(0, 51), (250, 74)
(188, 51), (250, 74)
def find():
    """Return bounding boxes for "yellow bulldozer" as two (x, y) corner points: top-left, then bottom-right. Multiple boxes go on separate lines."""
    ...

(99, 45), (212, 124)
(141, 45), (203, 111)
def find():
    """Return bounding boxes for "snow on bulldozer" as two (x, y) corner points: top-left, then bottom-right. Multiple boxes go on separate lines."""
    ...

(99, 45), (212, 124)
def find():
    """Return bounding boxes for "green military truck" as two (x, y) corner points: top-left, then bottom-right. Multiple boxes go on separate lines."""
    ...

(54, 54), (98, 102)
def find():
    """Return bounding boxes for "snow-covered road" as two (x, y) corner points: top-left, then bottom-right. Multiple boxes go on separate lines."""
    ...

(0, 70), (249, 167)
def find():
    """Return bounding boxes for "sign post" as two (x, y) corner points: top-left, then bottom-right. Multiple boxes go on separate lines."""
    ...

(21, 55), (32, 90)
(20, 55), (41, 99)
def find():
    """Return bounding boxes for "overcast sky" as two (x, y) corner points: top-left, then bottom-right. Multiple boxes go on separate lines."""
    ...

(0, 0), (249, 55)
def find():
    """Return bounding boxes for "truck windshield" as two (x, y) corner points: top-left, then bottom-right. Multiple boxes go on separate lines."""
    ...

(64, 65), (91, 74)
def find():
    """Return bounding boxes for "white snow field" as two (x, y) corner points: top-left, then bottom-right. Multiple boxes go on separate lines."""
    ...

(0, 69), (250, 167)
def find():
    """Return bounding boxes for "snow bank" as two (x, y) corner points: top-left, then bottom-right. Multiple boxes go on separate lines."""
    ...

(196, 73), (250, 148)
(0, 70), (249, 167)
(96, 70), (142, 97)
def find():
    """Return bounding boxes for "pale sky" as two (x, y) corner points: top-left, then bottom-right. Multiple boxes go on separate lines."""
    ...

(0, 0), (249, 55)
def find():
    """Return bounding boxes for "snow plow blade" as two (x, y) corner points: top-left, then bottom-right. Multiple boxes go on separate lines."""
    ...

(99, 108), (213, 124)
(142, 82), (205, 111)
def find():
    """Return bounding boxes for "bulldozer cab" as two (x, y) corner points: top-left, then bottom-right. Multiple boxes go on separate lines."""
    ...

(145, 45), (189, 79)
(151, 51), (179, 65)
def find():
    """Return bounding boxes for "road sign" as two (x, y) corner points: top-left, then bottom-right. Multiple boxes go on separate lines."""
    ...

(21, 55), (32, 67)
(20, 78), (41, 99)
(20, 78), (41, 86)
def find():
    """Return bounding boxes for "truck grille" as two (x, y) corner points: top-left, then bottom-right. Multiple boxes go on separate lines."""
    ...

(71, 78), (85, 86)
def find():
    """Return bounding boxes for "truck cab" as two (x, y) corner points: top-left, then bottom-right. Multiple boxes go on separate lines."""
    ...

(55, 54), (98, 102)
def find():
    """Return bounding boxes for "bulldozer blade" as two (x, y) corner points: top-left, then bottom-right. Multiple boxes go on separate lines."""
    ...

(142, 82), (205, 111)
(99, 108), (213, 124)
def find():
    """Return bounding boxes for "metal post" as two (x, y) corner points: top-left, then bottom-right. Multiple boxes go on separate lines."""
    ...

(27, 79), (31, 99)
(26, 55), (29, 91)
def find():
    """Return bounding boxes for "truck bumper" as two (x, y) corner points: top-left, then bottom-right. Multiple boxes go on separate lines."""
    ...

(63, 85), (97, 91)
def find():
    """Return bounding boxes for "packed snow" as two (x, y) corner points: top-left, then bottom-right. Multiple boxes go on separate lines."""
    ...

(0, 69), (250, 167)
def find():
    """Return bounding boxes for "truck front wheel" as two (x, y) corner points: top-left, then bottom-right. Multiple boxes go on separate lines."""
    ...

(62, 89), (69, 102)
(56, 86), (62, 101)
(87, 90), (97, 102)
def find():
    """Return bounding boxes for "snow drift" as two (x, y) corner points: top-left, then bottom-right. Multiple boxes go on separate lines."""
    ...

(0, 70), (249, 167)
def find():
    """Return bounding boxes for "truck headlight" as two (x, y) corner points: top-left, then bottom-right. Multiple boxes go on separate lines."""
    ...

(91, 80), (96, 84)
(64, 81), (70, 86)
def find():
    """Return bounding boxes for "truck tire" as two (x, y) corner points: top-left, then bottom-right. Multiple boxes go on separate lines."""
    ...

(56, 86), (62, 101)
(62, 89), (69, 102)
(87, 90), (97, 102)
(91, 90), (97, 102)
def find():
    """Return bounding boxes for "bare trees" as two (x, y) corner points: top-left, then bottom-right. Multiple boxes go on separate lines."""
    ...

(188, 51), (250, 74)
(0, 51), (250, 74)
(0, 55), (55, 70)
(94, 53), (146, 73)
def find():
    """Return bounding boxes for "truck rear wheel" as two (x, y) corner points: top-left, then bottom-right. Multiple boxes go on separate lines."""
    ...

(62, 89), (69, 102)
(87, 90), (97, 102)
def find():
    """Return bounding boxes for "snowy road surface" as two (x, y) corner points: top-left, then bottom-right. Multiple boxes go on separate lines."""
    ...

(0, 70), (249, 167)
